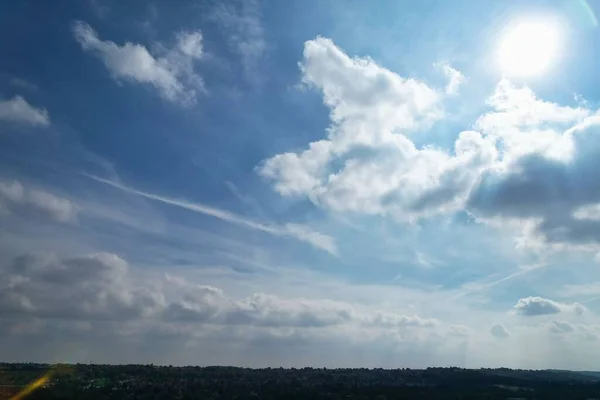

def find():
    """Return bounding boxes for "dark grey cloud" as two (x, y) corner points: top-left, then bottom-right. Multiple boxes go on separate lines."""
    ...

(0, 252), (164, 320)
(468, 117), (600, 249)
(490, 323), (509, 338)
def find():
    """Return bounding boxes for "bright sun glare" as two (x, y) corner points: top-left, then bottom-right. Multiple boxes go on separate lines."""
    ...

(498, 20), (561, 77)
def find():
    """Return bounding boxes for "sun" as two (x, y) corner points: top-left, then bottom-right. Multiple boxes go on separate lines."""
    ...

(497, 19), (561, 77)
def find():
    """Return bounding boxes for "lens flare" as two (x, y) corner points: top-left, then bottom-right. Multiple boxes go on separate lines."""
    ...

(9, 374), (50, 400)
(580, 0), (599, 28)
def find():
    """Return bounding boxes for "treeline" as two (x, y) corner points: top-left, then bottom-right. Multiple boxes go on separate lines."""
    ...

(2, 363), (600, 400)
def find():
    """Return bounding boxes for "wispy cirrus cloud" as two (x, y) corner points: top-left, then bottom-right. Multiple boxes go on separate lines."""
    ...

(559, 282), (600, 299)
(211, 0), (268, 84)
(85, 175), (337, 255)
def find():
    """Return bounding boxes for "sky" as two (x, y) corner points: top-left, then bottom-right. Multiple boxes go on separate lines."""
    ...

(3, 0), (600, 370)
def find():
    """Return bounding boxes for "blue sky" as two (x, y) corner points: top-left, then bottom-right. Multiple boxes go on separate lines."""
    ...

(3, 0), (600, 369)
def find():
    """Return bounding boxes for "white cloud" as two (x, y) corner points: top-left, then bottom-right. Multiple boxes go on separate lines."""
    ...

(477, 79), (588, 134)
(459, 80), (600, 253)
(300, 37), (441, 135)
(87, 174), (337, 255)
(1, 252), (440, 334)
(490, 323), (510, 338)
(211, 0), (267, 83)
(167, 282), (356, 328)
(168, 280), (353, 331)
(514, 296), (585, 316)
(6, 248), (600, 368)
(573, 203), (600, 221)
(474, 79), (588, 162)
(440, 63), (464, 95)
(366, 312), (440, 329)
(259, 44), (600, 253)
(163, 278), (442, 333)
(26, 189), (79, 223)
(259, 37), (494, 221)
(283, 223), (338, 256)
(0, 180), (78, 223)
(0, 181), (24, 202)
(72, 21), (204, 105)
(176, 31), (204, 59)
(0, 96), (49, 126)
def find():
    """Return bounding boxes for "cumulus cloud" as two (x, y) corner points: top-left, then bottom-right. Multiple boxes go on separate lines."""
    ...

(72, 21), (204, 105)
(0, 251), (441, 337)
(490, 323), (510, 338)
(258, 41), (600, 253)
(0, 96), (49, 126)
(259, 37), (495, 221)
(514, 296), (585, 317)
(462, 81), (600, 251)
(366, 312), (440, 329)
(7, 249), (600, 368)
(0, 252), (164, 320)
(164, 273), (440, 330)
(169, 290), (352, 328)
(0, 180), (79, 222)
(475, 79), (588, 150)
(468, 113), (600, 250)
(258, 43), (600, 253)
